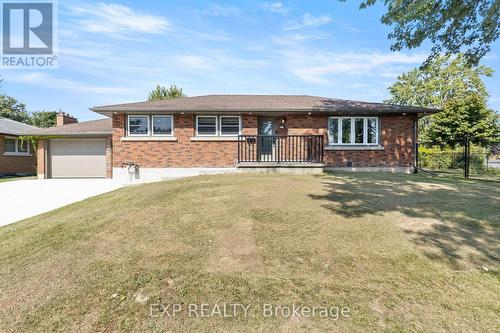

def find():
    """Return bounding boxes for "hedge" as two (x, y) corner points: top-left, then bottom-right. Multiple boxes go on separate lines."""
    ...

(419, 147), (488, 173)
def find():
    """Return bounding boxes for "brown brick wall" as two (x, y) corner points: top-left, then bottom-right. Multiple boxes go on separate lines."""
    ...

(0, 135), (37, 175)
(322, 115), (417, 167)
(37, 140), (46, 178)
(105, 136), (113, 178)
(112, 113), (416, 168)
(112, 114), (258, 168)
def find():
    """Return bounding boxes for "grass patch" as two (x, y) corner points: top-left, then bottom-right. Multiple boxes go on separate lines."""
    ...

(0, 173), (498, 332)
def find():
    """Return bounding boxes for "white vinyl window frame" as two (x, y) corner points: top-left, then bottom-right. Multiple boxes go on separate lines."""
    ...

(127, 115), (150, 136)
(151, 115), (174, 137)
(219, 116), (242, 136)
(328, 117), (379, 146)
(3, 136), (31, 156)
(196, 115), (218, 136)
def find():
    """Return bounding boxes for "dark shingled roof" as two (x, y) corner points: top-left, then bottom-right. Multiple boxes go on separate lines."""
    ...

(0, 117), (39, 135)
(25, 118), (112, 136)
(91, 94), (439, 114)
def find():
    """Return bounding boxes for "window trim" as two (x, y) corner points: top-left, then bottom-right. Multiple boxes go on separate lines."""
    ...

(151, 115), (174, 137)
(127, 115), (150, 137)
(196, 115), (218, 137)
(219, 116), (242, 136)
(328, 116), (379, 146)
(3, 136), (31, 156)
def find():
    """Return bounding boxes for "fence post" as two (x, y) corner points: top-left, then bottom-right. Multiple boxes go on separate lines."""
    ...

(463, 135), (470, 179)
(414, 142), (419, 174)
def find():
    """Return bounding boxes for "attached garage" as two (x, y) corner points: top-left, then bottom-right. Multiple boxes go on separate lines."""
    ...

(26, 117), (113, 179)
(49, 139), (107, 178)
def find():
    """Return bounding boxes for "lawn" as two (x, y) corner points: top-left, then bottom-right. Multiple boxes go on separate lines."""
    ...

(0, 173), (498, 332)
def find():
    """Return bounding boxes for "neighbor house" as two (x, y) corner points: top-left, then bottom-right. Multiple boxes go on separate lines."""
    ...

(0, 117), (38, 176)
(27, 95), (438, 180)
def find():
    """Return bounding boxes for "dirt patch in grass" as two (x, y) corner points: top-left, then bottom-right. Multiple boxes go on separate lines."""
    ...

(208, 218), (264, 274)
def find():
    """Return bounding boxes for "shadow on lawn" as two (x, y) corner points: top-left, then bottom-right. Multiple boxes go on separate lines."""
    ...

(310, 172), (499, 270)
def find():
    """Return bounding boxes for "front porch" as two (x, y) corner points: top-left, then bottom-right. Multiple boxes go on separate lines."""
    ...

(237, 134), (325, 168)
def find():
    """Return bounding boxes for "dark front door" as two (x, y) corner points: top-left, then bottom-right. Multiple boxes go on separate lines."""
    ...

(258, 117), (275, 156)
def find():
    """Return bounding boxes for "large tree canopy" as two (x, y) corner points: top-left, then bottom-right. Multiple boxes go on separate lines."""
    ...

(148, 84), (186, 101)
(427, 94), (499, 147)
(385, 54), (493, 109)
(0, 94), (30, 124)
(386, 54), (499, 146)
(359, 0), (500, 65)
(1, 87), (57, 127)
(30, 111), (57, 128)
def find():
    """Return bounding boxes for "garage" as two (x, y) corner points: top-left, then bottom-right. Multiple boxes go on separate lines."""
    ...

(50, 139), (107, 178)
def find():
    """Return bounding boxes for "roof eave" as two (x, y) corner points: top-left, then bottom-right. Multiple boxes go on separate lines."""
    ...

(22, 131), (112, 137)
(91, 107), (439, 116)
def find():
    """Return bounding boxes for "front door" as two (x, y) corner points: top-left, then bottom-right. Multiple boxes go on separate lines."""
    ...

(258, 117), (275, 158)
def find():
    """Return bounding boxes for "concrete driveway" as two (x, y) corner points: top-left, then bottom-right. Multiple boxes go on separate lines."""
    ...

(0, 179), (123, 226)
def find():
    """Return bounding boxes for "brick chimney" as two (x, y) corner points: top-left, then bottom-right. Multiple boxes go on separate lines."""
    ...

(56, 112), (78, 126)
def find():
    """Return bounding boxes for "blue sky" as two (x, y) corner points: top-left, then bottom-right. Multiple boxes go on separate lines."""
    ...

(2, 0), (499, 121)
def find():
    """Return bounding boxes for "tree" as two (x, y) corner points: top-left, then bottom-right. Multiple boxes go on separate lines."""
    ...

(30, 111), (57, 128)
(0, 94), (30, 124)
(426, 95), (499, 147)
(386, 54), (498, 146)
(148, 84), (186, 101)
(358, 0), (500, 65)
(386, 54), (493, 109)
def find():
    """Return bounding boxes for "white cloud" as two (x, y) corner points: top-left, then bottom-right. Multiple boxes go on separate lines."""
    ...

(69, 3), (170, 38)
(7, 72), (135, 95)
(302, 13), (331, 27)
(262, 2), (289, 14)
(272, 31), (329, 45)
(286, 13), (331, 30)
(283, 49), (426, 84)
(175, 52), (271, 72)
(180, 28), (232, 42)
(200, 4), (240, 16)
(176, 55), (215, 71)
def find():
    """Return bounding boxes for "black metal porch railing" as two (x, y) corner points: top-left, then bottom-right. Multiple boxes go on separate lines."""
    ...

(238, 135), (324, 163)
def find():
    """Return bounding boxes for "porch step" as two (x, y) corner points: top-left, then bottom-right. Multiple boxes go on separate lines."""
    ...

(237, 162), (324, 168)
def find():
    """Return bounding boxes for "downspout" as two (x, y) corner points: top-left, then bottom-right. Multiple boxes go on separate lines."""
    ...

(413, 116), (418, 174)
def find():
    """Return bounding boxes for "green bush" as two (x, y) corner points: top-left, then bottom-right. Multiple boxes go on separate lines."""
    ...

(419, 146), (488, 173)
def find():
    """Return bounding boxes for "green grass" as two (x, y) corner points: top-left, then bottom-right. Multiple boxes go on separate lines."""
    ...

(0, 173), (498, 332)
(0, 175), (36, 183)
(424, 168), (500, 182)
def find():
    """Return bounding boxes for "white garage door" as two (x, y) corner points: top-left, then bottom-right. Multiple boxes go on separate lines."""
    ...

(50, 139), (106, 178)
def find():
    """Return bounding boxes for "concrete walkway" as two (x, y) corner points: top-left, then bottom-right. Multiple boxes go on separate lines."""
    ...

(0, 179), (123, 226)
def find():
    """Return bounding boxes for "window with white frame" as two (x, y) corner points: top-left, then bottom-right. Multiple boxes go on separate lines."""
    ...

(4, 137), (30, 155)
(152, 115), (173, 136)
(127, 115), (174, 137)
(196, 116), (218, 136)
(196, 115), (241, 136)
(128, 116), (149, 136)
(328, 117), (378, 145)
(220, 116), (241, 136)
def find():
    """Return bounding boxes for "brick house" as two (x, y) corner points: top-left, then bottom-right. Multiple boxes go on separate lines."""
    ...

(0, 117), (38, 176)
(27, 95), (438, 180)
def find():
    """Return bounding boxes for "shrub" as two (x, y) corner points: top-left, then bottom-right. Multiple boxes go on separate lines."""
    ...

(419, 146), (488, 173)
